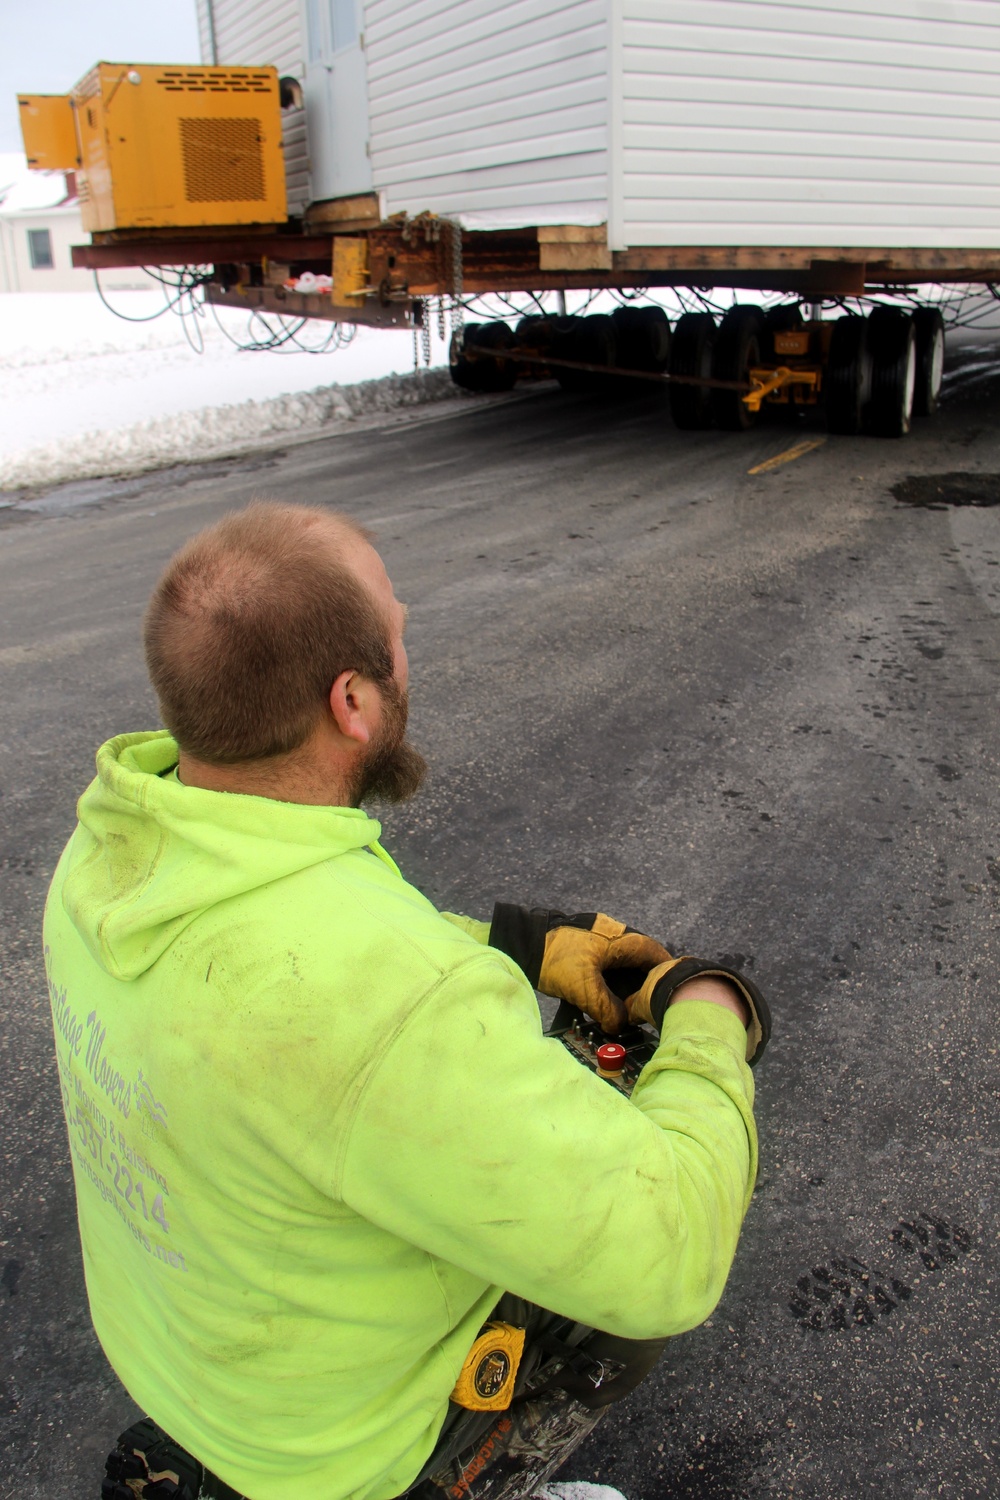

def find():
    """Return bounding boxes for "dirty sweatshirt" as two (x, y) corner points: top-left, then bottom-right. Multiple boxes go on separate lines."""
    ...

(43, 731), (757, 1500)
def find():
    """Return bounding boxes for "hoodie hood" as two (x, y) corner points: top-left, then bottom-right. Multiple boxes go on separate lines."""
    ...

(61, 731), (391, 982)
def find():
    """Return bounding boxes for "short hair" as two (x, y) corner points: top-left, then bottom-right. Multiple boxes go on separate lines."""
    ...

(143, 502), (394, 763)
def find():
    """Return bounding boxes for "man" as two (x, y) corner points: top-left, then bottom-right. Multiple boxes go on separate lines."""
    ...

(44, 502), (768, 1500)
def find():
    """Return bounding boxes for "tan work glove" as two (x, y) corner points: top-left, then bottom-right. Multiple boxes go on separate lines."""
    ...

(488, 904), (672, 1033)
(626, 957), (771, 1065)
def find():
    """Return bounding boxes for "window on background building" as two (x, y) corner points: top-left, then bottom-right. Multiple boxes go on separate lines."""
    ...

(27, 229), (54, 269)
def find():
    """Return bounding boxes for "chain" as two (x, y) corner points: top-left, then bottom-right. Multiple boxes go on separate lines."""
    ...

(421, 310), (432, 366)
(437, 296), (447, 342)
(449, 220), (464, 338)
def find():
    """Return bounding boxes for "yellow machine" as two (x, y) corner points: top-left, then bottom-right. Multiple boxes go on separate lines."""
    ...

(18, 63), (286, 234)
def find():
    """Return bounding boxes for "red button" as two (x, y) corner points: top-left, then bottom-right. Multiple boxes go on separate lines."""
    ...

(596, 1043), (626, 1073)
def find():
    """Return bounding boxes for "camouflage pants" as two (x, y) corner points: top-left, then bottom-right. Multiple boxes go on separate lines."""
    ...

(400, 1296), (667, 1500)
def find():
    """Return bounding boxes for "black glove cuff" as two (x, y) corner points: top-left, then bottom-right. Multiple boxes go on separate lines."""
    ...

(648, 958), (771, 1065)
(488, 903), (552, 986)
(487, 905), (603, 986)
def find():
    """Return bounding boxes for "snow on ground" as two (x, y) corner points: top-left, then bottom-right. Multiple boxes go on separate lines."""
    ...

(0, 285), (456, 493)
(539, 1485), (629, 1499)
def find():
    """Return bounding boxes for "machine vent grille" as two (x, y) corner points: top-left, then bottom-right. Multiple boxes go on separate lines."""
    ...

(179, 117), (265, 202)
(159, 70), (272, 94)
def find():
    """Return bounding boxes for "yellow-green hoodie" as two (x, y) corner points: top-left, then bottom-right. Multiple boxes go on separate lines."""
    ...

(43, 731), (757, 1500)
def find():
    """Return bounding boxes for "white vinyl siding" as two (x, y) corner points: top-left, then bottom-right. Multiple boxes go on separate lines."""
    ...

(195, 0), (1000, 248)
(195, 0), (310, 213)
(196, 0), (303, 72)
(365, 0), (610, 227)
(613, 0), (1000, 249)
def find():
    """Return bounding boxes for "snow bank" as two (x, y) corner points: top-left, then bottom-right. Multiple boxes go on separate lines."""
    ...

(0, 287), (465, 493)
(0, 291), (439, 442)
(539, 1485), (630, 1500)
(0, 367), (458, 492)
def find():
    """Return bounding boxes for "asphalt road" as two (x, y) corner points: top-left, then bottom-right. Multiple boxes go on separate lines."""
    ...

(2, 341), (999, 1500)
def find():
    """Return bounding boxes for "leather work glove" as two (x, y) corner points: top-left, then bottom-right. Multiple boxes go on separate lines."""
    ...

(626, 957), (771, 1066)
(488, 903), (673, 1033)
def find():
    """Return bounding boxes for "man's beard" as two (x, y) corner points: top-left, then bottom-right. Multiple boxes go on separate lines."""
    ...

(352, 676), (428, 806)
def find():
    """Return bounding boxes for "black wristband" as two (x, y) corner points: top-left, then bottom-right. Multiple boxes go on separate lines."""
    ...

(648, 958), (771, 1065)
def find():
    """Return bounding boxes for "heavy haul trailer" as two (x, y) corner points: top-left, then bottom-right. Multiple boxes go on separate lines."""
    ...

(17, 0), (1000, 436)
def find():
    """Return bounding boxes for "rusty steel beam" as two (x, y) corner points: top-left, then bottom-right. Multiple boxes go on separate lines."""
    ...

(70, 224), (1000, 294)
(204, 283), (414, 329)
(72, 236), (336, 270)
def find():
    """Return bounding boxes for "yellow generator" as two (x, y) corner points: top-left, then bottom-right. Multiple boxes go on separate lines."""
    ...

(18, 63), (286, 233)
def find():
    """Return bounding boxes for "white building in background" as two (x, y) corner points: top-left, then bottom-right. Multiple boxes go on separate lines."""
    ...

(0, 154), (148, 293)
(0, 154), (93, 293)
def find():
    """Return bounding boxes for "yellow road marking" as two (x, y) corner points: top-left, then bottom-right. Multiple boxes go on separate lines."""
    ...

(748, 437), (828, 475)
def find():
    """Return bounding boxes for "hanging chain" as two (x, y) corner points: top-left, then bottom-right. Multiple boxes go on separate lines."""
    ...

(449, 220), (464, 339)
(421, 308), (432, 366)
(437, 296), (447, 342)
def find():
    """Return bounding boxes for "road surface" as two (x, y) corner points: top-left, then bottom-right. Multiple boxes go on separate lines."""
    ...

(2, 342), (999, 1499)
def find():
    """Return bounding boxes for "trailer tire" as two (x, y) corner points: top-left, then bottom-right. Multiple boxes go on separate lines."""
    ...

(450, 321), (518, 393)
(711, 305), (765, 430)
(554, 314), (617, 392)
(826, 315), (870, 435)
(611, 305), (672, 371)
(669, 312), (716, 430)
(515, 315), (553, 348)
(450, 322), (482, 391)
(864, 309), (917, 438)
(912, 307), (945, 417)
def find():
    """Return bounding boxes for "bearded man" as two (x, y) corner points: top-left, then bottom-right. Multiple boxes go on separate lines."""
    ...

(44, 502), (768, 1500)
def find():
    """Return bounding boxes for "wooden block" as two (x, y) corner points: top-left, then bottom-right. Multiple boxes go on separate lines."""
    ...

(539, 242), (613, 271)
(306, 194), (381, 226)
(537, 224), (609, 244)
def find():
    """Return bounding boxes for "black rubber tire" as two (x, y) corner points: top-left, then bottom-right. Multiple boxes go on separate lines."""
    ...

(514, 314), (554, 348)
(711, 304), (766, 430)
(864, 308), (917, 438)
(449, 321), (483, 391)
(554, 314), (617, 392)
(668, 312), (716, 430)
(449, 321), (517, 393)
(912, 307), (945, 417)
(825, 315), (870, 436)
(611, 305), (672, 372)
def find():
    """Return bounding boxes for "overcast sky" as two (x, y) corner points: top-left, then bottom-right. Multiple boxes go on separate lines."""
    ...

(1, 0), (201, 154)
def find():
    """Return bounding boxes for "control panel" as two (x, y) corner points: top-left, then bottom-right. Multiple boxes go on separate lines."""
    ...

(552, 1015), (658, 1098)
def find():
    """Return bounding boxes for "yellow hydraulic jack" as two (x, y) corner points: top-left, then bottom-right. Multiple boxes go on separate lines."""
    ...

(742, 325), (831, 413)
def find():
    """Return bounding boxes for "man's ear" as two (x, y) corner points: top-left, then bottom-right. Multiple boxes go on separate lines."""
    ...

(329, 669), (372, 745)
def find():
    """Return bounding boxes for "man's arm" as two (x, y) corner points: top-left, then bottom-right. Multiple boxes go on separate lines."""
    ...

(439, 911), (491, 944)
(335, 950), (756, 1342)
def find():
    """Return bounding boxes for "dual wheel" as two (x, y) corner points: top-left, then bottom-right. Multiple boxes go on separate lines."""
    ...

(451, 306), (674, 395)
(827, 306), (944, 436)
(669, 303), (945, 437)
(548, 305), (672, 393)
(452, 303), (945, 439)
(449, 321), (519, 393)
(669, 305), (777, 431)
